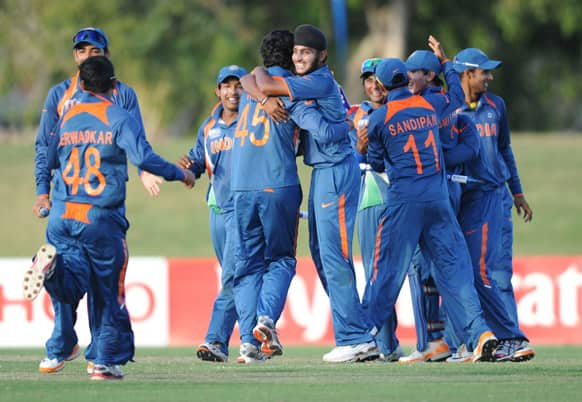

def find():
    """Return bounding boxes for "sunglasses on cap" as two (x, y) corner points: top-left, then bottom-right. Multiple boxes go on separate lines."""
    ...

(360, 58), (382, 74)
(72, 28), (108, 48)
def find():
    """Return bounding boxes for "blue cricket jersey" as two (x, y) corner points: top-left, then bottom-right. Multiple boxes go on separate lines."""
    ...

(459, 92), (523, 194)
(187, 102), (236, 212)
(440, 112), (480, 174)
(49, 91), (184, 208)
(280, 65), (353, 167)
(231, 66), (349, 191)
(367, 87), (447, 203)
(420, 61), (465, 124)
(35, 72), (144, 196)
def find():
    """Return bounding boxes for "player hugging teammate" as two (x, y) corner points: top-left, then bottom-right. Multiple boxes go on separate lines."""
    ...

(25, 25), (534, 379)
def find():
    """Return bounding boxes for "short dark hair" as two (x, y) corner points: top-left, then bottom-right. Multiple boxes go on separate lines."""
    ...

(260, 30), (294, 71)
(79, 56), (116, 93)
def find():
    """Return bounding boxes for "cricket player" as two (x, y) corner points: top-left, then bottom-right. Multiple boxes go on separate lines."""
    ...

(32, 27), (158, 374)
(178, 65), (247, 363)
(362, 58), (498, 363)
(454, 48), (534, 362)
(348, 57), (402, 362)
(232, 29), (352, 363)
(24, 56), (196, 380)
(253, 24), (378, 363)
(400, 39), (480, 363)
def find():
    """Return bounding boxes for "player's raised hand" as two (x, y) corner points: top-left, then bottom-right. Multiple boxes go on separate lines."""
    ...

(33, 195), (51, 218)
(140, 171), (163, 197)
(514, 194), (533, 222)
(428, 35), (447, 61)
(181, 168), (196, 189)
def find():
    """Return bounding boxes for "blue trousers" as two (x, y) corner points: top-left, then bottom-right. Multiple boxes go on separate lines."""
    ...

(357, 181), (399, 354)
(308, 157), (373, 346)
(44, 200), (134, 365)
(406, 180), (462, 351)
(460, 187), (525, 340)
(233, 185), (301, 345)
(204, 209), (237, 355)
(362, 199), (491, 352)
(43, 297), (78, 361)
(490, 187), (520, 325)
(408, 248), (444, 351)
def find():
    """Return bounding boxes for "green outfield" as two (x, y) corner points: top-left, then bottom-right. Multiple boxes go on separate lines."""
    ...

(1, 346), (581, 401)
(1, 133), (581, 257)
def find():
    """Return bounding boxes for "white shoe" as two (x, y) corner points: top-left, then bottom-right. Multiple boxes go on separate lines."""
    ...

(399, 338), (451, 363)
(23, 244), (57, 301)
(322, 341), (379, 363)
(236, 343), (266, 364)
(87, 361), (95, 375)
(380, 345), (405, 362)
(39, 343), (81, 373)
(38, 357), (64, 373)
(197, 342), (228, 362)
(446, 344), (473, 363)
(90, 364), (124, 380)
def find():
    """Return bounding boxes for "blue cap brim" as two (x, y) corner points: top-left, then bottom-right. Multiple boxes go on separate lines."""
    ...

(480, 60), (502, 70)
(73, 39), (106, 49)
(217, 74), (243, 85)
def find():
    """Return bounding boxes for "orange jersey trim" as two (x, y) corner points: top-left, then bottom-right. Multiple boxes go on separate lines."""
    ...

(384, 95), (435, 124)
(273, 76), (293, 101)
(482, 94), (497, 109)
(60, 101), (112, 127)
(479, 223), (491, 286)
(338, 195), (349, 259)
(202, 117), (217, 178)
(57, 74), (79, 117)
(60, 201), (92, 224)
(371, 218), (384, 283)
(118, 239), (129, 305)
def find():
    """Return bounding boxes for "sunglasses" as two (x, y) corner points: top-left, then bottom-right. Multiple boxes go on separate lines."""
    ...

(360, 58), (382, 74)
(72, 28), (108, 48)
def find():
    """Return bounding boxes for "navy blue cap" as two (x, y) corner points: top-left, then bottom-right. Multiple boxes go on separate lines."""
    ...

(406, 50), (441, 74)
(216, 65), (247, 85)
(453, 48), (502, 73)
(375, 58), (409, 89)
(72, 27), (109, 49)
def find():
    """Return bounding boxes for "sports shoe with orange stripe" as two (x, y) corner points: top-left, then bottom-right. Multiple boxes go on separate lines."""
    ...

(38, 343), (81, 373)
(398, 338), (451, 363)
(472, 330), (498, 362)
(90, 364), (124, 380)
(253, 316), (283, 357)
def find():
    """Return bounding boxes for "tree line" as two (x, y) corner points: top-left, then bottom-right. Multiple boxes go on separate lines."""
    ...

(1, 0), (580, 135)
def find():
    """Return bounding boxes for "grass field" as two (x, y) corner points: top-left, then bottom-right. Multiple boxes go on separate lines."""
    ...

(1, 346), (581, 401)
(1, 133), (581, 257)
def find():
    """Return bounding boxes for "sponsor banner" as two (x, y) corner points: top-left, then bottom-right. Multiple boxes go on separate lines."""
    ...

(0, 256), (580, 346)
(166, 256), (582, 346)
(0, 257), (169, 347)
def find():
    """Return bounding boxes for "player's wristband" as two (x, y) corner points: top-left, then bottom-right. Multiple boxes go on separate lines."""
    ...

(260, 96), (270, 105)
